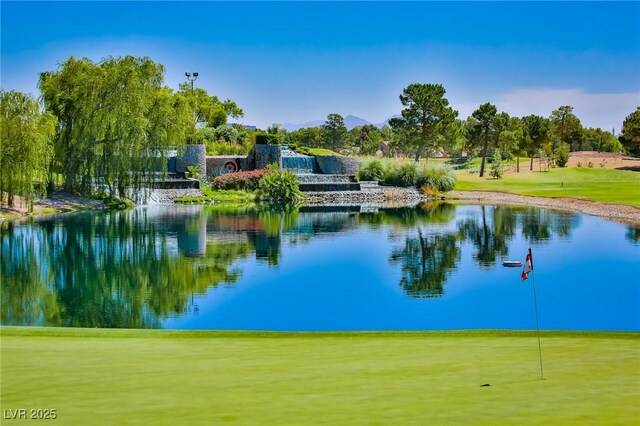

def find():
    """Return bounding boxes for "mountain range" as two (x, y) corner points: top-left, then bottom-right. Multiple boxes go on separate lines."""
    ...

(282, 115), (400, 132)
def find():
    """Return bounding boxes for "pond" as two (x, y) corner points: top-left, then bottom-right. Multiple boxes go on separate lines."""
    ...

(1, 203), (638, 331)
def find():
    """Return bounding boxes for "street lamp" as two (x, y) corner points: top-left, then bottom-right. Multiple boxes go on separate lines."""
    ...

(185, 71), (198, 92)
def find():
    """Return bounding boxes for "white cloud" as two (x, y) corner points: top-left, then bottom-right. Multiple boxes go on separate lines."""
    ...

(456, 89), (640, 131)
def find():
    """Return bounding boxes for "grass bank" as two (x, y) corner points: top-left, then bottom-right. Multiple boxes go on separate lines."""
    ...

(174, 188), (256, 204)
(456, 167), (640, 207)
(2, 327), (638, 425)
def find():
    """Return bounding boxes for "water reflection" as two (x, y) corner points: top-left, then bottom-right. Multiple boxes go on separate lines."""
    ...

(626, 226), (640, 245)
(2, 202), (636, 330)
(390, 229), (460, 298)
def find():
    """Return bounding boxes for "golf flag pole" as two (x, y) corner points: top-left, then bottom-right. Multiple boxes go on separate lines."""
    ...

(522, 248), (544, 380)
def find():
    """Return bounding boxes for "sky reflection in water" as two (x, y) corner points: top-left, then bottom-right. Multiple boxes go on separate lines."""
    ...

(2, 203), (638, 331)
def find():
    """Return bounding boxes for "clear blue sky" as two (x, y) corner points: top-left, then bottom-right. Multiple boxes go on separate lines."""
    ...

(2, 1), (639, 130)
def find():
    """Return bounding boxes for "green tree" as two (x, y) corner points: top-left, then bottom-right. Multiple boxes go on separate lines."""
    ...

(468, 103), (499, 177)
(620, 107), (640, 156)
(351, 124), (383, 155)
(583, 127), (622, 153)
(521, 115), (551, 171)
(550, 105), (583, 151)
(39, 56), (193, 198)
(389, 83), (458, 162)
(322, 113), (348, 151)
(554, 142), (570, 167)
(213, 125), (239, 143)
(289, 126), (323, 148)
(498, 115), (525, 171)
(0, 90), (56, 209)
(177, 82), (243, 130)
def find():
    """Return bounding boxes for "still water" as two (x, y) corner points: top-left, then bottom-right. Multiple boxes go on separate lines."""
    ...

(1, 203), (638, 331)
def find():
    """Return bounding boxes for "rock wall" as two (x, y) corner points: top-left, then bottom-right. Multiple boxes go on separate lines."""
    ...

(176, 144), (206, 177)
(315, 155), (360, 176)
(254, 144), (282, 169)
(206, 155), (248, 177)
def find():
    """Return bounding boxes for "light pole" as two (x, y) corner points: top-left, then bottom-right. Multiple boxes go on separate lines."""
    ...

(185, 71), (198, 93)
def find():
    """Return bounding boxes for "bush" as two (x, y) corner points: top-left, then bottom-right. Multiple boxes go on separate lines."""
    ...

(213, 125), (239, 143)
(186, 165), (201, 180)
(554, 143), (570, 167)
(385, 162), (418, 187)
(255, 134), (279, 145)
(489, 150), (504, 179)
(205, 141), (252, 156)
(417, 164), (457, 192)
(258, 164), (304, 202)
(103, 195), (133, 210)
(359, 160), (385, 181)
(212, 169), (267, 191)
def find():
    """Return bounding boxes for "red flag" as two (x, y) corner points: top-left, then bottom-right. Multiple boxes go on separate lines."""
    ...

(521, 248), (533, 281)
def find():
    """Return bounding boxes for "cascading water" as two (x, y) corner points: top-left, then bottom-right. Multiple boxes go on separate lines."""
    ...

(282, 155), (317, 173)
(279, 145), (360, 191)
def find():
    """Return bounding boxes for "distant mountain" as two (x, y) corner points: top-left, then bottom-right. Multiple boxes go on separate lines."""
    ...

(343, 115), (372, 130)
(375, 114), (401, 128)
(282, 120), (325, 132)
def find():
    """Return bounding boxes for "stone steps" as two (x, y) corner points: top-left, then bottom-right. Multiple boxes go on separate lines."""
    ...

(152, 178), (200, 189)
(298, 182), (361, 192)
(295, 173), (355, 183)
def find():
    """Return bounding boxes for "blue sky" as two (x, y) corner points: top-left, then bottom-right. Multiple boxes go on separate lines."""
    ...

(2, 1), (639, 130)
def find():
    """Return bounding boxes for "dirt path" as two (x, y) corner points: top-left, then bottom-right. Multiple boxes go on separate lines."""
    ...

(448, 190), (640, 226)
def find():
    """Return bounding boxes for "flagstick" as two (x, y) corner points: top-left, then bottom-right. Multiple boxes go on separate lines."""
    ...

(531, 271), (544, 380)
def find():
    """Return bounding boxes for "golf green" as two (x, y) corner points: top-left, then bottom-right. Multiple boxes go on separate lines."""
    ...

(2, 327), (638, 425)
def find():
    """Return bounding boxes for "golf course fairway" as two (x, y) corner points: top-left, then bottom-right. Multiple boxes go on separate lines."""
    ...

(1, 327), (638, 425)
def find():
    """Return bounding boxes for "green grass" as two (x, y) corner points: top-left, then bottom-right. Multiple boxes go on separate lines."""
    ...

(296, 146), (343, 156)
(2, 327), (638, 425)
(456, 167), (640, 207)
(174, 188), (255, 204)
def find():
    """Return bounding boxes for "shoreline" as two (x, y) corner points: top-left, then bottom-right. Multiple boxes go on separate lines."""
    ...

(3, 189), (639, 227)
(447, 190), (640, 226)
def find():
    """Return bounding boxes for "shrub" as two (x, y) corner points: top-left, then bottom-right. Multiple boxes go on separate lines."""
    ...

(186, 165), (201, 180)
(212, 169), (267, 191)
(258, 164), (304, 202)
(213, 125), (239, 143)
(385, 162), (418, 187)
(489, 150), (504, 179)
(255, 134), (279, 145)
(103, 195), (133, 210)
(205, 141), (252, 156)
(359, 160), (385, 181)
(417, 164), (457, 192)
(554, 143), (570, 167)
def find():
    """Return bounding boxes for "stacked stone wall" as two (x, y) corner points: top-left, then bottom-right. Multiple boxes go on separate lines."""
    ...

(176, 144), (206, 177)
(315, 155), (360, 175)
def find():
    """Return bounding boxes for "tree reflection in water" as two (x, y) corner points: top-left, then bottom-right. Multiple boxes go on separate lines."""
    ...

(1, 208), (253, 328)
(388, 203), (581, 298)
(1, 202), (590, 327)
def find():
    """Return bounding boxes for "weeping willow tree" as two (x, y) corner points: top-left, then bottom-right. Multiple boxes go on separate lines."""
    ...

(0, 90), (56, 210)
(39, 56), (193, 198)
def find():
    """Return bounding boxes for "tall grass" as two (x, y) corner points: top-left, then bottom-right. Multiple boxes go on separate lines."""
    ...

(205, 141), (254, 156)
(358, 158), (456, 192)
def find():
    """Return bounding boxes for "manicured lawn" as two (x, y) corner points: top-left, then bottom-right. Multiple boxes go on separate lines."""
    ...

(2, 327), (638, 425)
(456, 168), (640, 207)
(174, 188), (255, 204)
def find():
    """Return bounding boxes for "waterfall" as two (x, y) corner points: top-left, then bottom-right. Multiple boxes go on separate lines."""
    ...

(282, 155), (318, 173)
